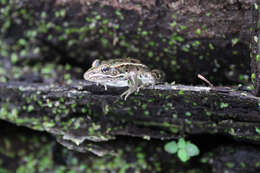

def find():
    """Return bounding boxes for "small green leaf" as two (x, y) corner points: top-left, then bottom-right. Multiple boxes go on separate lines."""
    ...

(177, 138), (186, 149)
(185, 142), (200, 157)
(178, 148), (190, 162)
(164, 141), (178, 154)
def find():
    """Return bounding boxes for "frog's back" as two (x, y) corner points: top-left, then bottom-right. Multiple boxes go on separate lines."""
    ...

(102, 58), (142, 65)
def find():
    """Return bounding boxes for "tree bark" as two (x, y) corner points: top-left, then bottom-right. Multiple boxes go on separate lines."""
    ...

(251, 1), (260, 96)
(1, 81), (260, 146)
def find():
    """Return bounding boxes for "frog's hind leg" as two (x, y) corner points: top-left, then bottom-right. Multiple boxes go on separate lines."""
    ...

(120, 87), (137, 100)
(120, 72), (139, 100)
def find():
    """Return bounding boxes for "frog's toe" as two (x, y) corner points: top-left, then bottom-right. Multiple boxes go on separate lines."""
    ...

(137, 85), (145, 92)
(120, 88), (136, 100)
(136, 87), (140, 92)
(120, 93), (124, 99)
(123, 92), (132, 100)
(120, 91), (128, 100)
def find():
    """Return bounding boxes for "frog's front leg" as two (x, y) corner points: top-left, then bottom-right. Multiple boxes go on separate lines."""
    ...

(120, 72), (139, 100)
(104, 84), (107, 90)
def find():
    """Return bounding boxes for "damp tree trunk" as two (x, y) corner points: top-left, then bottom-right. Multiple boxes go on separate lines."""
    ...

(0, 0), (259, 172)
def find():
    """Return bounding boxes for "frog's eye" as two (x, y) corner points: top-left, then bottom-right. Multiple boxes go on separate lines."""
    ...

(111, 68), (118, 75)
(101, 65), (110, 73)
(92, 59), (101, 67)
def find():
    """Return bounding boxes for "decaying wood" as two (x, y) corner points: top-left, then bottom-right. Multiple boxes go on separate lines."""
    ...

(251, 1), (260, 96)
(1, 81), (259, 148)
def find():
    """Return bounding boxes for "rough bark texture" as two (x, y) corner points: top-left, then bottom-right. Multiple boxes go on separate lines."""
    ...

(4, 121), (260, 173)
(1, 81), (260, 144)
(1, 81), (260, 172)
(251, 1), (260, 96)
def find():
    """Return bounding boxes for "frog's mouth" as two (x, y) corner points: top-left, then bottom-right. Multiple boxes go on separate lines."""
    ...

(84, 72), (128, 86)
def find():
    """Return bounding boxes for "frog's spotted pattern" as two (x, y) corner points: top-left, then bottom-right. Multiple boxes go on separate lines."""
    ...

(84, 58), (165, 100)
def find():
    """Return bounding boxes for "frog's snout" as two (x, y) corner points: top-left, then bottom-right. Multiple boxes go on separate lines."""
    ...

(83, 70), (93, 80)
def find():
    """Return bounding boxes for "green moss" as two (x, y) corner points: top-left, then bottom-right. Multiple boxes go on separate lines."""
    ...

(141, 31), (148, 36)
(11, 53), (18, 64)
(178, 90), (184, 95)
(141, 104), (147, 110)
(185, 112), (191, 117)
(220, 102), (229, 109)
(81, 108), (87, 113)
(144, 111), (150, 116)
(147, 51), (153, 57)
(256, 127), (260, 135)
(240, 162), (246, 168)
(205, 111), (212, 116)
(27, 105), (34, 112)
(254, 36), (258, 43)
(195, 29), (201, 35)
(205, 12), (211, 16)
(251, 73), (256, 80)
(208, 43), (214, 50)
(225, 162), (234, 168)
(42, 121), (55, 128)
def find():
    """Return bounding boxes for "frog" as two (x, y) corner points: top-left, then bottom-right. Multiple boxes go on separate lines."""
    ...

(83, 58), (165, 100)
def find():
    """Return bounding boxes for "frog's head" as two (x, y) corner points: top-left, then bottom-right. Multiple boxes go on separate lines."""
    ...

(83, 59), (121, 83)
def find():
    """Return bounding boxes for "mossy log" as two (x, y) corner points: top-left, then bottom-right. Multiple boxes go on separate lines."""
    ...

(1, 81), (260, 148)
(1, 81), (260, 172)
(1, 121), (260, 173)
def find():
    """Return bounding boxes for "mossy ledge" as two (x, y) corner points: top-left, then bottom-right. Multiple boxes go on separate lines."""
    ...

(1, 81), (260, 152)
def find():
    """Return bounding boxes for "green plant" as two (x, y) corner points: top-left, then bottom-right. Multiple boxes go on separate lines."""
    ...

(164, 138), (199, 162)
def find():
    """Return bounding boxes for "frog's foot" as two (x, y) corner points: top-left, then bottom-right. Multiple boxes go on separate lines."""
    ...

(120, 87), (137, 100)
(137, 85), (145, 92)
